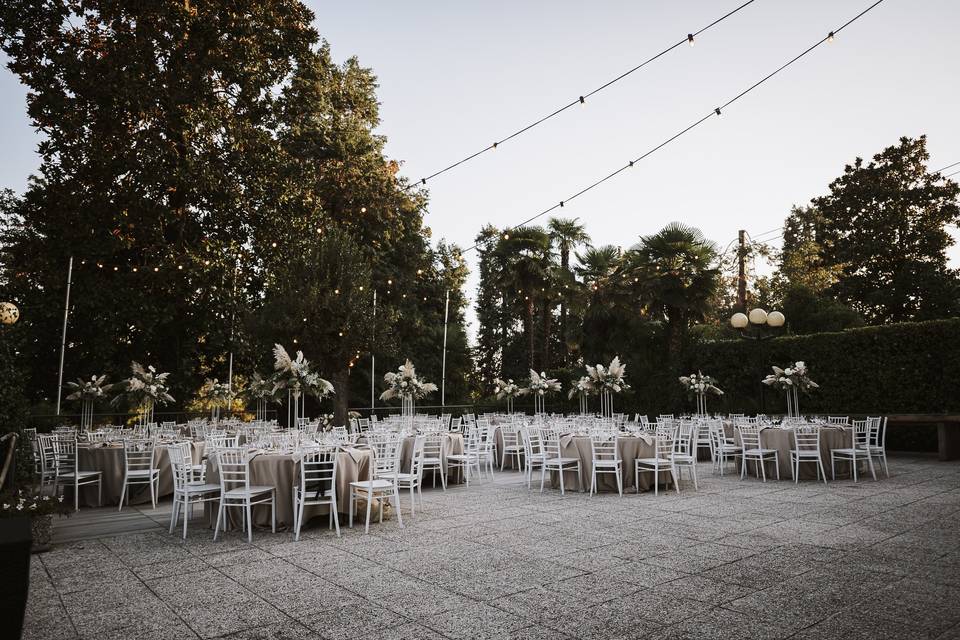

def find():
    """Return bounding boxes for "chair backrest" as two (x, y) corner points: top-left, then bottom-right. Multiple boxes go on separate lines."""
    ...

(52, 436), (78, 474)
(500, 424), (521, 449)
(792, 427), (820, 453)
(123, 438), (156, 473)
(851, 419), (870, 448)
(333, 425), (350, 444)
(167, 443), (195, 491)
(423, 432), (443, 460)
(737, 425), (762, 451)
(538, 426), (562, 459)
(827, 416), (849, 426)
(368, 434), (402, 477)
(867, 416), (885, 448)
(358, 418), (371, 433)
(409, 435), (426, 478)
(300, 446), (338, 495)
(653, 426), (674, 459)
(589, 432), (619, 463)
(215, 447), (251, 493)
(674, 421), (696, 456)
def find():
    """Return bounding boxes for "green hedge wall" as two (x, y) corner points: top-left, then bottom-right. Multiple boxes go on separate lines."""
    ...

(682, 318), (960, 416)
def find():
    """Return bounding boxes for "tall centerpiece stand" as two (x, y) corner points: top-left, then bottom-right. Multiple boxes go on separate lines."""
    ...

(763, 361), (818, 420)
(112, 362), (174, 429)
(381, 359), (436, 428)
(586, 357), (628, 420)
(527, 370), (560, 416)
(494, 378), (527, 415)
(273, 344), (333, 428)
(679, 371), (723, 417)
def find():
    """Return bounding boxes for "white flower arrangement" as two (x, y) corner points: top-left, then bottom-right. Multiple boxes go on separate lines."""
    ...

(494, 378), (528, 400)
(272, 344), (334, 399)
(201, 378), (232, 403)
(380, 359), (438, 400)
(762, 361), (819, 393)
(112, 362), (175, 407)
(568, 376), (595, 400)
(678, 371), (724, 396)
(586, 356), (629, 394)
(245, 372), (279, 402)
(65, 375), (112, 401)
(526, 370), (561, 397)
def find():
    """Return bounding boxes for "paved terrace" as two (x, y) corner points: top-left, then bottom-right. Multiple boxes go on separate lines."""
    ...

(24, 456), (960, 640)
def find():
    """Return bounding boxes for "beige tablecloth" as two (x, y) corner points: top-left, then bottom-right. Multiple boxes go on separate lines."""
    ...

(205, 447), (371, 530)
(76, 441), (206, 507)
(550, 434), (671, 493)
(724, 424), (852, 480)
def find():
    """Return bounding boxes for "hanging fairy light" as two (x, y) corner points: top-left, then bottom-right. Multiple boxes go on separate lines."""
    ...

(687, 33), (695, 46)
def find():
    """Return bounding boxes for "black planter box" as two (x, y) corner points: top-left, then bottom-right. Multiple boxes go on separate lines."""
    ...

(0, 516), (32, 640)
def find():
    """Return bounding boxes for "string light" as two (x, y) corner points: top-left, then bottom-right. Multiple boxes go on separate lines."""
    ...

(461, 0), (887, 254)
(827, 31), (835, 42)
(405, 0), (759, 189)
(360, 207), (367, 213)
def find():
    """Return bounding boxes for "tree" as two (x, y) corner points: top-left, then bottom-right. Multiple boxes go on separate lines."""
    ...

(630, 223), (720, 365)
(548, 217), (590, 364)
(811, 136), (960, 323)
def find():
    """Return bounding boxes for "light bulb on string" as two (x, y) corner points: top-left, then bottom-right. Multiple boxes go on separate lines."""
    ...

(360, 207), (367, 213)
(153, 267), (159, 272)
(271, 242), (277, 248)
(827, 31), (835, 43)
(687, 33), (695, 46)
(578, 96), (585, 104)
(503, 233), (510, 240)
(714, 107), (722, 117)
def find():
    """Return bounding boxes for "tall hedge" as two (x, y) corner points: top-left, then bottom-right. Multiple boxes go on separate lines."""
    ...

(679, 319), (960, 416)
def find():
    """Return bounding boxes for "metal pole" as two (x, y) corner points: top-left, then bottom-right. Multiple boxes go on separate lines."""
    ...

(370, 290), (376, 411)
(441, 289), (450, 407)
(737, 229), (747, 312)
(55, 256), (74, 416)
(227, 261), (238, 396)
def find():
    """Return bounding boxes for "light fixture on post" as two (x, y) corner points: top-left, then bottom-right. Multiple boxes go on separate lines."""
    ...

(0, 301), (19, 325)
(730, 308), (786, 414)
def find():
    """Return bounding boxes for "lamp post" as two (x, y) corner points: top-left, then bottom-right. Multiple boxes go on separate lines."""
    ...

(730, 308), (785, 412)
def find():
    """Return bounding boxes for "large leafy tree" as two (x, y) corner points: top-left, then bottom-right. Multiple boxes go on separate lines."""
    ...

(0, 1), (471, 417)
(811, 136), (960, 323)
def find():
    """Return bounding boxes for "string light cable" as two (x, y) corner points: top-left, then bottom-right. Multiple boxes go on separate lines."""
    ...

(462, 0), (888, 255)
(404, 0), (760, 190)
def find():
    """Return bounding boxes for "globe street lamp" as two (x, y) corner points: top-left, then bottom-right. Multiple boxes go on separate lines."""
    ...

(730, 308), (785, 413)
(730, 307), (784, 340)
(0, 301), (19, 325)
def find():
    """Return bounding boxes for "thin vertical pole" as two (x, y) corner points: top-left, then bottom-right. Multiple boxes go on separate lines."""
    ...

(371, 290), (376, 411)
(55, 256), (74, 416)
(441, 289), (450, 407)
(227, 262), (238, 398)
(737, 229), (747, 312)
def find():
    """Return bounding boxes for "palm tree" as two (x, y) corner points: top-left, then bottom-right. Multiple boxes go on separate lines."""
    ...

(630, 222), (720, 365)
(493, 227), (552, 371)
(549, 218), (591, 363)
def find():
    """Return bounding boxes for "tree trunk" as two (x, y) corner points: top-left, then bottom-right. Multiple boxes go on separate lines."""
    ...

(525, 299), (536, 372)
(331, 368), (350, 426)
(666, 310), (685, 366)
(541, 300), (552, 371)
(559, 248), (569, 365)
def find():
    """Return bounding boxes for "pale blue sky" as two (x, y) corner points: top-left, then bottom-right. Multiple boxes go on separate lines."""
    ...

(2, 0), (958, 335)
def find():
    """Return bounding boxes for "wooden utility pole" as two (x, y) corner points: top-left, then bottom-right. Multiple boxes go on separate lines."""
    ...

(737, 229), (747, 312)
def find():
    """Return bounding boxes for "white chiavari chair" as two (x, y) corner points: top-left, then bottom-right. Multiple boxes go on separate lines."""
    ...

(790, 428), (826, 484)
(588, 432), (622, 496)
(672, 421), (699, 491)
(119, 439), (160, 510)
(830, 419), (876, 482)
(738, 425), (780, 482)
(538, 426), (581, 496)
(349, 435), (403, 534)
(866, 416), (888, 477)
(293, 446), (340, 540)
(167, 444), (219, 539)
(53, 436), (102, 511)
(635, 425), (678, 496)
(213, 447), (276, 542)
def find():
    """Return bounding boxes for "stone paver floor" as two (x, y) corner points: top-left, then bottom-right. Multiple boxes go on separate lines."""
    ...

(24, 456), (960, 639)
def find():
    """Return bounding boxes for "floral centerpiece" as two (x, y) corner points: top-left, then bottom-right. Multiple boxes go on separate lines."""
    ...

(245, 372), (279, 420)
(586, 356), (629, 417)
(380, 359), (437, 418)
(65, 374), (112, 429)
(526, 370), (561, 414)
(568, 376), (595, 414)
(762, 361), (818, 418)
(679, 371), (723, 416)
(112, 362), (174, 426)
(494, 378), (528, 413)
(272, 345), (334, 426)
(200, 378), (232, 420)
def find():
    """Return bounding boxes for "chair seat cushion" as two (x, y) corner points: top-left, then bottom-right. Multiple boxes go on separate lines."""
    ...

(447, 454), (479, 462)
(181, 483), (220, 493)
(831, 447), (868, 456)
(791, 449), (821, 457)
(422, 457), (442, 464)
(593, 460), (621, 467)
(223, 485), (274, 497)
(717, 445), (741, 452)
(125, 469), (159, 477)
(58, 471), (101, 480)
(351, 479), (396, 490)
(636, 457), (671, 466)
(672, 454), (695, 463)
(744, 448), (777, 455)
(545, 457), (580, 465)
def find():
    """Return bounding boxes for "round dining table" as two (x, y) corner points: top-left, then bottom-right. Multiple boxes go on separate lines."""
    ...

(204, 446), (372, 531)
(76, 440), (206, 507)
(724, 423), (852, 480)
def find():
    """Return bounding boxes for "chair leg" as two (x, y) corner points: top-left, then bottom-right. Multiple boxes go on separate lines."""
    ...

(691, 462), (698, 491)
(150, 475), (157, 509)
(348, 488), (354, 529)
(364, 490), (373, 534)
(671, 465), (679, 494)
(774, 454), (780, 480)
(118, 480), (127, 512)
(169, 497), (179, 534)
(332, 497), (341, 537)
(831, 455), (836, 481)
(182, 499), (189, 539)
(559, 466), (566, 496)
(760, 458), (766, 483)
(271, 491), (276, 534)
(213, 501), (224, 541)
(540, 465), (547, 493)
(393, 487), (404, 528)
(818, 457), (827, 484)
(245, 502), (253, 543)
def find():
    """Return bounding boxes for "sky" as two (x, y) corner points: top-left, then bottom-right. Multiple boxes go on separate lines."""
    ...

(1, 0), (958, 339)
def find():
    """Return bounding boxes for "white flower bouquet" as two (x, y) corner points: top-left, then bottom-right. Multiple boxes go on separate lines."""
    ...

(586, 356), (629, 394)
(112, 362), (175, 425)
(494, 378), (528, 413)
(526, 370), (561, 397)
(763, 361), (818, 417)
(65, 375), (112, 401)
(568, 375), (595, 400)
(679, 371), (724, 397)
(272, 344), (334, 399)
(380, 359), (438, 401)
